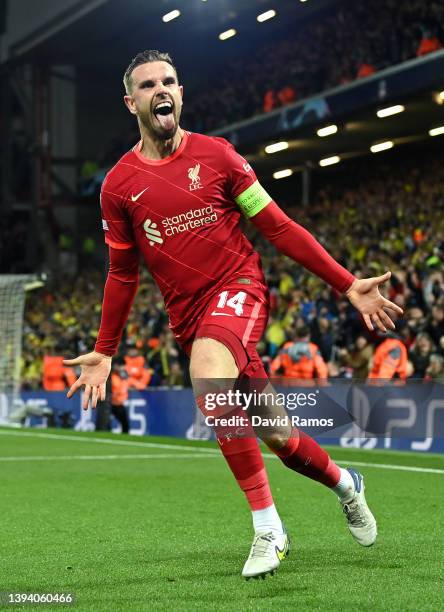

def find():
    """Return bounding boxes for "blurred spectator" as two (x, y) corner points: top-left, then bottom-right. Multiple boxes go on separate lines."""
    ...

(42, 355), (76, 391)
(167, 361), (185, 387)
(271, 325), (328, 384)
(409, 333), (435, 379)
(277, 85), (296, 106)
(424, 354), (444, 382)
(368, 336), (408, 381)
(147, 331), (181, 385)
(310, 317), (334, 362)
(416, 32), (442, 56)
(124, 347), (152, 389)
(425, 304), (444, 347)
(111, 360), (130, 434)
(265, 315), (287, 358)
(340, 335), (374, 380)
(263, 90), (277, 113)
(356, 63), (376, 79)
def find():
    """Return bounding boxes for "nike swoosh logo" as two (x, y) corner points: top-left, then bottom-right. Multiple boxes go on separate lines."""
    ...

(131, 187), (149, 202)
(210, 312), (233, 317)
(275, 542), (289, 561)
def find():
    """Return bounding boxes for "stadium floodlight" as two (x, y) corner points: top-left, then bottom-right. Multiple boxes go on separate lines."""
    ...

(265, 141), (289, 154)
(429, 125), (444, 137)
(376, 105), (405, 118)
(435, 91), (444, 105)
(162, 10), (180, 23)
(370, 141), (394, 153)
(273, 169), (293, 179)
(219, 28), (237, 41)
(257, 10), (276, 23)
(319, 155), (340, 167)
(317, 124), (338, 137)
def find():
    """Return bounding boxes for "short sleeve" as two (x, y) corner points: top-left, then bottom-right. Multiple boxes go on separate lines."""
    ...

(224, 142), (272, 218)
(100, 178), (135, 250)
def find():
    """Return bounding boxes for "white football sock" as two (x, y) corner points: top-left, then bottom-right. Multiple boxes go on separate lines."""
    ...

(252, 503), (283, 534)
(332, 468), (355, 502)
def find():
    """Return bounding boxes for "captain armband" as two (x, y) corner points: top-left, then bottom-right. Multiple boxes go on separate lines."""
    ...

(235, 181), (272, 218)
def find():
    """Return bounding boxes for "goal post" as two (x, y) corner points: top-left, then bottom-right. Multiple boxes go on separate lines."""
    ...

(0, 275), (44, 424)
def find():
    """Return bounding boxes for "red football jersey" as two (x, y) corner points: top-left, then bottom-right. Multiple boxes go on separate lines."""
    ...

(100, 131), (267, 344)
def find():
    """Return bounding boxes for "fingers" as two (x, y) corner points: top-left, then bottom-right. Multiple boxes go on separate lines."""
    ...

(82, 384), (104, 410)
(371, 312), (386, 333)
(91, 386), (99, 409)
(99, 384), (106, 402)
(363, 314), (374, 331)
(373, 310), (397, 333)
(68, 377), (105, 409)
(378, 309), (396, 330)
(82, 385), (92, 410)
(63, 357), (82, 366)
(374, 271), (391, 284)
(382, 297), (403, 316)
(67, 379), (83, 399)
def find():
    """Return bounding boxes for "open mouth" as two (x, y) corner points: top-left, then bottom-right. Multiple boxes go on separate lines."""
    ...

(153, 101), (175, 131)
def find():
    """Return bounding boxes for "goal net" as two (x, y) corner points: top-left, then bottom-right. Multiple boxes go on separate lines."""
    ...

(0, 275), (43, 424)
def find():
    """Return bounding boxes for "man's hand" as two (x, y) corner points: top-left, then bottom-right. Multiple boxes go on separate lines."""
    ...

(345, 271), (403, 333)
(63, 351), (112, 410)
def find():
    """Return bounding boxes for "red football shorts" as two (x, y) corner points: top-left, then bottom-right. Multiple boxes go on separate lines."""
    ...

(181, 278), (270, 379)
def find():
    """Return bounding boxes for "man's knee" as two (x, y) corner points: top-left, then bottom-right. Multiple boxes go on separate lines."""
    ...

(190, 337), (239, 379)
(260, 430), (290, 451)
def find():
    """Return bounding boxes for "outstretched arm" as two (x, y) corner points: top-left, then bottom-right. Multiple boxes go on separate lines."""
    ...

(63, 246), (139, 409)
(250, 200), (354, 293)
(94, 246), (140, 356)
(250, 200), (403, 331)
(223, 142), (403, 331)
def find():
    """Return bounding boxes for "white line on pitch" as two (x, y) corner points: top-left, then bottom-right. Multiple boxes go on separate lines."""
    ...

(263, 454), (444, 474)
(1, 453), (442, 473)
(0, 430), (443, 474)
(0, 453), (221, 462)
(0, 429), (219, 454)
(327, 459), (444, 475)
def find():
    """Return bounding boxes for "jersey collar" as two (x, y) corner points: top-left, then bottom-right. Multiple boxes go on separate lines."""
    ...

(133, 131), (189, 166)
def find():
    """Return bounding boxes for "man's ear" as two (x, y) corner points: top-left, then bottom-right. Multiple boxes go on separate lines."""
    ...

(179, 85), (184, 101)
(124, 95), (137, 115)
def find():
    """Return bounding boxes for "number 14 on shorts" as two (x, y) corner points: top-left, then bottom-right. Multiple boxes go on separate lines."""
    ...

(212, 291), (247, 316)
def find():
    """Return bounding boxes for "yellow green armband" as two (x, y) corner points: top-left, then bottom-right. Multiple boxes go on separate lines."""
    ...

(235, 180), (272, 218)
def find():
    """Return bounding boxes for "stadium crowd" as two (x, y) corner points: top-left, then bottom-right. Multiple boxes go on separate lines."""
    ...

(21, 151), (444, 390)
(73, 0), (444, 189)
(182, 0), (444, 132)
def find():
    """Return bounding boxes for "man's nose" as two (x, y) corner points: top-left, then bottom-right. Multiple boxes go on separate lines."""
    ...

(154, 82), (169, 96)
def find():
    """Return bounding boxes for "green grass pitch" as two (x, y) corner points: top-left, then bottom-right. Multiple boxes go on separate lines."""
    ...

(1, 427), (443, 611)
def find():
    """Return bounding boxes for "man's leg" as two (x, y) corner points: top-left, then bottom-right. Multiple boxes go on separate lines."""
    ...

(190, 337), (290, 579)
(243, 371), (377, 548)
(244, 378), (345, 488)
(190, 338), (281, 529)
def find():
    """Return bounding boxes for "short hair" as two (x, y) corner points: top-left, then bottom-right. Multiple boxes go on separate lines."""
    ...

(123, 50), (178, 94)
(295, 325), (310, 339)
